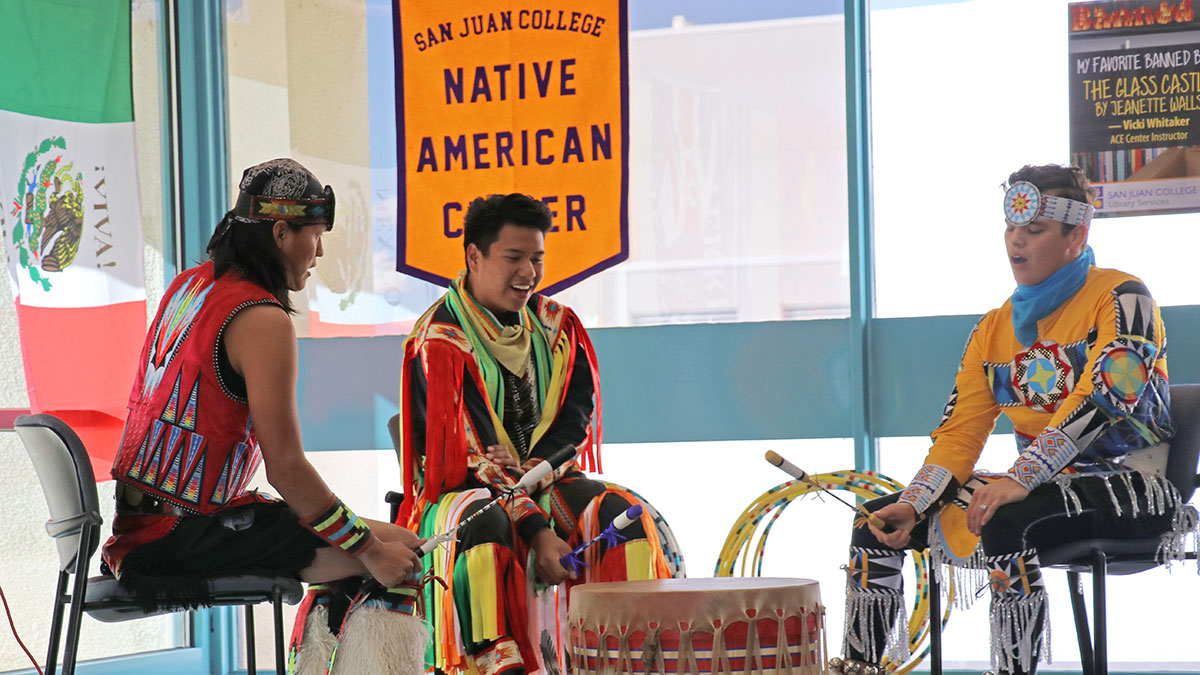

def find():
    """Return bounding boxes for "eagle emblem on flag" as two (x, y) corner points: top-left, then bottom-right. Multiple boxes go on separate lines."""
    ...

(10, 136), (85, 290)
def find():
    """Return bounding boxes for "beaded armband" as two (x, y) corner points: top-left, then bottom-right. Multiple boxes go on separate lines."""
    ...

(304, 496), (375, 557)
(897, 464), (954, 515)
(1006, 428), (1078, 491)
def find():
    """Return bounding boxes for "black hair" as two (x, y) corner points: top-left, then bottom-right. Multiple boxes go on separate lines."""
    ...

(1007, 164), (1095, 233)
(462, 193), (553, 256)
(206, 214), (302, 314)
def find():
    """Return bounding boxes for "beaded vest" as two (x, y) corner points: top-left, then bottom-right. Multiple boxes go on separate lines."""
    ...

(111, 261), (281, 515)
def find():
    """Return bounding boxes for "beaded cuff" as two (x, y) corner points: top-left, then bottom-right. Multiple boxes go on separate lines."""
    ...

(305, 496), (375, 557)
(897, 464), (954, 514)
(1007, 428), (1078, 491)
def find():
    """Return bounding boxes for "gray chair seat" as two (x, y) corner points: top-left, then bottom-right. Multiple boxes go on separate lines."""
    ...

(1039, 536), (1170, 575)
(84, 574), (304, 623)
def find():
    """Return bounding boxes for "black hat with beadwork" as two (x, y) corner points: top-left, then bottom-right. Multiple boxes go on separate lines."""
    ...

(229, 158), (335, 231)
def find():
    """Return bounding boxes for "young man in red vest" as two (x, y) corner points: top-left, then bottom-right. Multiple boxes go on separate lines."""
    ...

(103, 159), (423, 670)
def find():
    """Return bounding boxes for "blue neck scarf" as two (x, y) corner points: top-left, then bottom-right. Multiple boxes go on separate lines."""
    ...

(1010, 246), (1094, 346)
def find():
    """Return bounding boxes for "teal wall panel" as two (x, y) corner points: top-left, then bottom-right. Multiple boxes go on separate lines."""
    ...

(170, 0), (229, 269)
(295, 305), (1200, 451)
(589, 320), (853, 443)
(296, 320), (856, 451)
(296, 319), (856, 451)
(869, 314), (996, 439)
(1162, 305), (1200, 384)
(296, 335), (404, 451)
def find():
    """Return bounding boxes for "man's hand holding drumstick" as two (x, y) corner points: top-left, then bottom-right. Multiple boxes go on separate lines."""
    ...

(763, 451), (910, 546)
(865, 502), (917, 549)
(484, 444), (579, 585)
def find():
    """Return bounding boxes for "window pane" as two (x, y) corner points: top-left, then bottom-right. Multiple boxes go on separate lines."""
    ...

(872, 0), (1200, 318)
(603, 438), (854, 575)
(226, 2), (849, 335)
(1085, 212), (1200, 307)
(238, 440), (858, 668)
(604, 438), (857, 650)
(133, 0), (167, 308)
(554, 18), (851, 326)
(871, 0), (1061, 318)
(225, 0), (442, 338)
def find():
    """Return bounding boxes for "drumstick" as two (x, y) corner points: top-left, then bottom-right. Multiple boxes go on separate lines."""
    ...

(559, 504), (643, 575)
(763, 451), (895, 534)
(417, 447), (579, 555)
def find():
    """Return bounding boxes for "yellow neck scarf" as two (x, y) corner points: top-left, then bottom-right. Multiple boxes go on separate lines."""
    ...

(453, 273), (532, 377)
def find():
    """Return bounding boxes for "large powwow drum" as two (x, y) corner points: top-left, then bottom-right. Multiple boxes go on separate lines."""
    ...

(568, 578), (827, 674)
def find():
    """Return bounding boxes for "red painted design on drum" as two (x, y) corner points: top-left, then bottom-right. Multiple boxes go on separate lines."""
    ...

(570, 614), (823, 673)
(569, 579), (825, 674)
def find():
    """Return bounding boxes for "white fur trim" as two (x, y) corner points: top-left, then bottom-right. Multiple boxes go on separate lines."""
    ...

(329, 606), (430, 675)
(293, 606), (337, 675)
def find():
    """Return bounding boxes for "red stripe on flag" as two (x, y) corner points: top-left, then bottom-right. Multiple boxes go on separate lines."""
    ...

(15, 299), (145, 479)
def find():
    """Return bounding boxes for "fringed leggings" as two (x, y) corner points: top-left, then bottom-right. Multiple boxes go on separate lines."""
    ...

(843, 472), (1176, 674)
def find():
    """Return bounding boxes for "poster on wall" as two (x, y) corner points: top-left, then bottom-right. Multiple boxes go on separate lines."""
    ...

(392, 0), (628, 293)
(1069, 0), (1200, 216)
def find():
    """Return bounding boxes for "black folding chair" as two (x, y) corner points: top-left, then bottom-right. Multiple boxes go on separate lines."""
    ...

(16, 413), (304, 675)
(926, 383), (1200, 675)
(1039, 383), (1200, 675)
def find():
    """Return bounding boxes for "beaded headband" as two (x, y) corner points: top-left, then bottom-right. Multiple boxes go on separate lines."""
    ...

(231, 184), (335, 231)
(1003, 181), (1094, 228)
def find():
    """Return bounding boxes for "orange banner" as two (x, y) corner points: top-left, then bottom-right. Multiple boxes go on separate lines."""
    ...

(393, 0), (628, 292)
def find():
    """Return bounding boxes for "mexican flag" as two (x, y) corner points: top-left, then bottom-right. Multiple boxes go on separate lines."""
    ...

(0, 1), (146, 478)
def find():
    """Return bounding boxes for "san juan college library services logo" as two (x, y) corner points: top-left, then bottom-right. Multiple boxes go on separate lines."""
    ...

(9, 136), (84, 291)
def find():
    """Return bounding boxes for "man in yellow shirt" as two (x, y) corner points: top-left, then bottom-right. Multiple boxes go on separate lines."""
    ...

(831, 165), (1191, 675)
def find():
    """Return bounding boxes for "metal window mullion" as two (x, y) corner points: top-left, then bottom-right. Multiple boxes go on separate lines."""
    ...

(163, 0), (233, 671)
(844, 0), (878, 473)
(172, 0), (229, 270)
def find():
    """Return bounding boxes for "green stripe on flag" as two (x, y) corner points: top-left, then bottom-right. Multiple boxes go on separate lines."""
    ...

(0, 0), (133, 123)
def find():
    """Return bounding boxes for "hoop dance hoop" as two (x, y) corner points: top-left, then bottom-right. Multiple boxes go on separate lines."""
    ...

(714, 470), (955, 674)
